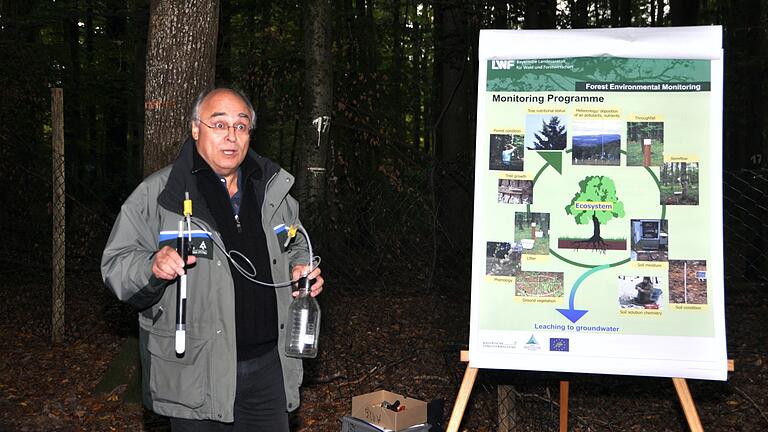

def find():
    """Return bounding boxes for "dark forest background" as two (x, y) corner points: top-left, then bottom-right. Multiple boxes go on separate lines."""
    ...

(1, 0), (768, 431)
(2, 0), (766, 285)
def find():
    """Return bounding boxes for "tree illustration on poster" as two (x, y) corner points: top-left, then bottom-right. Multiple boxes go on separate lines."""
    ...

(564, 176), (626, 251)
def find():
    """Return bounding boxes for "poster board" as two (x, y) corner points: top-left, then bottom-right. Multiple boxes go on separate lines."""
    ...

(468, 26), (727, 381)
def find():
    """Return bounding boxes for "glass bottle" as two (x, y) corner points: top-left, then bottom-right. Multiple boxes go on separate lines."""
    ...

(285, 276), (321, 358)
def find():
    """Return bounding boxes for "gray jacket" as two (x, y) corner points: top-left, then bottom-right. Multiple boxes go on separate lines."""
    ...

(101, 139), (307, 422)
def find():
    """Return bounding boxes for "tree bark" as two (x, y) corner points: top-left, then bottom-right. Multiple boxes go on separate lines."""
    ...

(433, 0), (473, 251)
(143, 0), (219, 176)
(295, 0), (332, 209)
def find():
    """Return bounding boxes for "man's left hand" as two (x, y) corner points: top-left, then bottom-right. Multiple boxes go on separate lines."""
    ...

(291, 264), (323, 297)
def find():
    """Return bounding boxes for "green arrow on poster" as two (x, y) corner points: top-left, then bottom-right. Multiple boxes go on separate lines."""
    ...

(536, 151), (563, 174)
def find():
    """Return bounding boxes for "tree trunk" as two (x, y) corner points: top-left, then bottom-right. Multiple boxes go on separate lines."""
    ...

(609, 0), (619, 27)
(655, 0), (665, 25)
(143, 0), (219, 176)
(570, 0), (590, 28)
(670, 0), (699, 26)
(252, 0), (272, 156)
(592, 214), (601, 240)
(434, 0), (473, 250)
(722, 0), (764, 169)
(216, 0), (233, 85)
(391, 0), (406, 147)
(524, 0), (557, 29)
(411, 19), (424, 151)
(619, 0), (632, 26)
(492, 0), (508, 28)
(64, 9), (82, 195)
(132, 1), (150, 178)
(105, 0), (131, 195)
(295, 0), (332, 210)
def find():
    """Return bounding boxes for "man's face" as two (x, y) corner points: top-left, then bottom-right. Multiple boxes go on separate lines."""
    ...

(191, 89), (252, 177)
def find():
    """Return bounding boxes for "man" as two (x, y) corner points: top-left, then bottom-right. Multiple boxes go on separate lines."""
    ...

(501, 143), (516, 168)
(102, 87), (323, 431)
(634, 277), (653, 304)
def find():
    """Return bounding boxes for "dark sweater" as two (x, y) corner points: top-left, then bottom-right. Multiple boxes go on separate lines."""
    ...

(193, 148), (277, 360)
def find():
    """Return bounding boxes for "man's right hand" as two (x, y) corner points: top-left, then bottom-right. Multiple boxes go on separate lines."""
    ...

(152, 246), (197, 281)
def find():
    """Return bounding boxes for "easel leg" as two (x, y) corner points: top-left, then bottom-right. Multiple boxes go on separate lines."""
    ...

(560, 380), (569, 432)
(446, 364), (479, 432)
(672, 378), (703, 432)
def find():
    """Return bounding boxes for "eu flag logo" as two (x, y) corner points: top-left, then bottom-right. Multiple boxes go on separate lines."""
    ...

(550, 338), (569, 352)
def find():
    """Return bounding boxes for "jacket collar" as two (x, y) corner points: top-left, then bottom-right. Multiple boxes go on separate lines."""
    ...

(191, 141), (264, 187)
(157, 137), (283, 224)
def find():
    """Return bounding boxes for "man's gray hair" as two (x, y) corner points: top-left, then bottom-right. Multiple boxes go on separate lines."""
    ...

(190, 86), (257, 130)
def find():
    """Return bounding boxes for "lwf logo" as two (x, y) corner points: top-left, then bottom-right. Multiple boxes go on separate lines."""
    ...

(491, 59), (515, 70)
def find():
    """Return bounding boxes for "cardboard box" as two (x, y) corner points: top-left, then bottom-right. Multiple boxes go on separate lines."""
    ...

(351, 390), (428, 431)
(340, 416), (430, 432)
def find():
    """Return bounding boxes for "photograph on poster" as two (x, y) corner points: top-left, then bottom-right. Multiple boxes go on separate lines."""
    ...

(497, 179), (533, 204)
(630, 219), (669, 261)
(618, 275), (664, 309)
(489, 133), (524, 171)
(571, 120), (622, 166)
(660, 162), (700, 205)
(626, 122), (665, 167)
(514, 212), (550, 255)
(524, 114), (568, 150)
(515, 271), (563, 297)
(485, 241), (522, 277)
(668, 260), (708, 304)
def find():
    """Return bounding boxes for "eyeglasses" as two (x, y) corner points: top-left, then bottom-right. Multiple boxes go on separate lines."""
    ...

(198, 119), (251, 136)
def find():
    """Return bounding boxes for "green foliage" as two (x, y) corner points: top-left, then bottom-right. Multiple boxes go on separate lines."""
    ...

(533, 116), (567, 150)
(627, 122), (663, 142)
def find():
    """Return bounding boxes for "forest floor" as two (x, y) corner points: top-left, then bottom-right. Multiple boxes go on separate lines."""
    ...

(0, 271), (767, 431)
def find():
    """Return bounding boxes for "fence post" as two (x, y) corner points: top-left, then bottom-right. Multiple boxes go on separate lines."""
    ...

(51, 88), (65, 343)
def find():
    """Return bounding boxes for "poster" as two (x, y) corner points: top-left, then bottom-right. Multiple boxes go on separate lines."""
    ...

(468, 27), (727, 380)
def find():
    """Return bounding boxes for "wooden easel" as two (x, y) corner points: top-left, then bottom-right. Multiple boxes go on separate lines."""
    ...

(446, 351), (734, 432)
